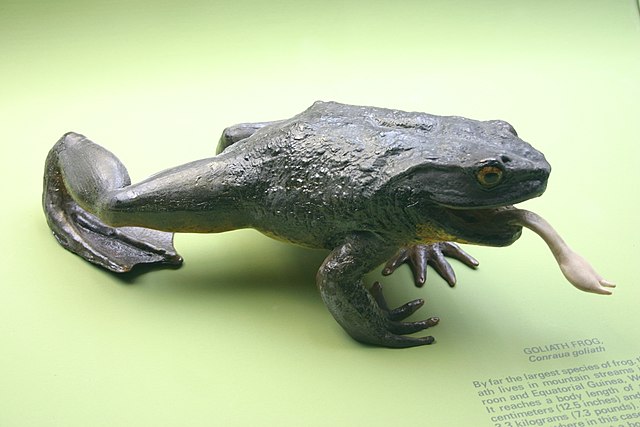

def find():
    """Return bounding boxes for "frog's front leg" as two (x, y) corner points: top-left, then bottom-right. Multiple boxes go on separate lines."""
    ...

(317, 233), (438, 348)
(382, 242), (479, 287)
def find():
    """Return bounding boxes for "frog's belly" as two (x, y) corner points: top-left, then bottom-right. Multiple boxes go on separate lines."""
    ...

(254, 222), (339, 250)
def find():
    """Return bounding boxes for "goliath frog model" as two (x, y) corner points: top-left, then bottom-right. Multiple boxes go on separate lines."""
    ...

(43, 101), (614, 347)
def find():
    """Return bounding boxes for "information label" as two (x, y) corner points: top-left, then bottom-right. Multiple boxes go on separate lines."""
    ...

(471, 338), (640, 427)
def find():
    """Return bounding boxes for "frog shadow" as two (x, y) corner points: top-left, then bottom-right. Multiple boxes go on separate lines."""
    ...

(105, 243), (330, 303)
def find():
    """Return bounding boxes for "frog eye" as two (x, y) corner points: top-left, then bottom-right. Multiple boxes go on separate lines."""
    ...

(487, 120), (518, 136)
(476, 165), (504, 188)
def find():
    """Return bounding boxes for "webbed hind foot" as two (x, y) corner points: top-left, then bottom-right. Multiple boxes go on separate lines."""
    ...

(66, 205), (182, 273)
(43, 132), (183, 273)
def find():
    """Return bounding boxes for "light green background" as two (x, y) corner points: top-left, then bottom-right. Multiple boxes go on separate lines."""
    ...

(1, 1), (639, 426)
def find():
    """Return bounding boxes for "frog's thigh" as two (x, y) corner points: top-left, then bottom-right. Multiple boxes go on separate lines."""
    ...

(104, 158), (249, 233)
(216, 120), (282, 154)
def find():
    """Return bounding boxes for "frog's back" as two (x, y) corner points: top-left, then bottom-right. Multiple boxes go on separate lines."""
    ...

(224, 101), (443, 190)
(216, 102), (440, 248)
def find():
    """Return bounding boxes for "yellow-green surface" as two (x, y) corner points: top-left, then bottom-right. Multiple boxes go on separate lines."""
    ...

(1, 1), (639, 426)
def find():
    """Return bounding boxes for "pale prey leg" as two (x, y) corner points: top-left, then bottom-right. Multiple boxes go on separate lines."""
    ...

(500, 209), (615, 295)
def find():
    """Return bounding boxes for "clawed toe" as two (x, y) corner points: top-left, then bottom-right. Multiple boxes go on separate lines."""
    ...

(389, 317), (439, 335)
(383, 242), (479, 288)
(371, 281), (424, 320)
(370, 281), (439, 341)
(384, 334), (436, 347)
(388, 299), (424, 321)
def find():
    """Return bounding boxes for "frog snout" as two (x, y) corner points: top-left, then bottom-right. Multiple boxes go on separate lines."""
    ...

(516, 158), (552, 200)
(529, 157), (552, 183)
(507, 150), (551, 183)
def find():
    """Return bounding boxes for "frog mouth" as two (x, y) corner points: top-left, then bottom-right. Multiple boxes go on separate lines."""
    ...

(431, 205), (615, 295)
(436, 205), (523, 247)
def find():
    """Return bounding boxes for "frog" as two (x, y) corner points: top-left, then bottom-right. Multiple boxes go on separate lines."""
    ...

(42, 101), (614, 348)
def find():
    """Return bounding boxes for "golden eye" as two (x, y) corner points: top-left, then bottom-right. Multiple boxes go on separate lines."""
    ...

(477, 165), (503, 187)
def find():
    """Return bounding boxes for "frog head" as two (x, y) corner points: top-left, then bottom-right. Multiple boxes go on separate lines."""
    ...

(379, 115), (551, 247)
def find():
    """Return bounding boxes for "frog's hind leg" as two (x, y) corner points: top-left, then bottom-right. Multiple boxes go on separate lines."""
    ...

(43, 132), (183, 273)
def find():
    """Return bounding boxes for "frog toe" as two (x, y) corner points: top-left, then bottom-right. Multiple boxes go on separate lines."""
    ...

(388, 317), (439, 335)
(74, 209), (182, 272)
(370, 281), (424, 321)
(388, 300), (426, 322)
(370, 281), (439, 336)
(382, 246), (426, 285)
(382, 334), (436, 347)
(383, 242), (479, 288)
